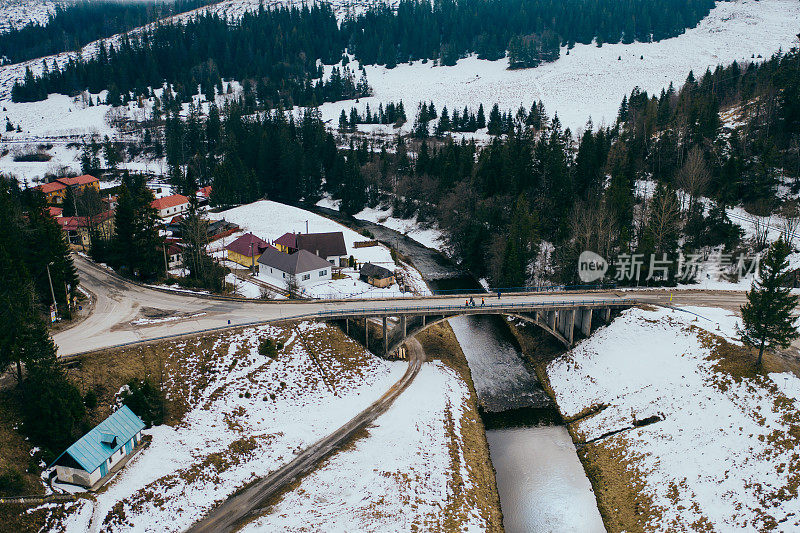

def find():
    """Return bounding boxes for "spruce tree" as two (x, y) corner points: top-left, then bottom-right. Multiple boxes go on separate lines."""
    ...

(739, 238), (799, 367)
(111, 172), (162, 280)
(21, 325), (85, 453)
(487, 104), (502, 135)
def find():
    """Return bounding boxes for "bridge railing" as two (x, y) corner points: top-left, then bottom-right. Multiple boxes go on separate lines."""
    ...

(431, 282), (618, 295)
(310, 297), (645, 319)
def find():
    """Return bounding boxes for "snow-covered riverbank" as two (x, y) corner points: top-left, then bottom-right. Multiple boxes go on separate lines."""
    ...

(547, 306), (800, 531)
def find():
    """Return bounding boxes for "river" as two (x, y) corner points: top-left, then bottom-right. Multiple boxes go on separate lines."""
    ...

(310, 204), (605, 532)
(449, 315), (605, 533)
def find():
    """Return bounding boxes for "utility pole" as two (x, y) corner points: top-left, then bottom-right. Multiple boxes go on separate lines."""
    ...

(250, 241), (254, 273)
(46, 262), (57, 316)
(163, 242), (169, 273)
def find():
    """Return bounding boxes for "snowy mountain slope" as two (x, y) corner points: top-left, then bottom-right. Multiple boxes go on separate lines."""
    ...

(0, 0), (393, 100)
(53, 322), (408, 532)
(0, 0), (59, 34)
(316, 0), (800, 132)
(240, 361), (490, 532)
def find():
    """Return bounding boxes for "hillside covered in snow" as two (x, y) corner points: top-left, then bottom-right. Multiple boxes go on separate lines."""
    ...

(547, 306), (800, 531)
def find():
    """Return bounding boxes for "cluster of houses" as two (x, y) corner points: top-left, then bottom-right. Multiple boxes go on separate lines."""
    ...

(224, 230), (396, 290)
(39, 174), (117, 248)
(36, 174), (398, 291)
(38, 176), (236, 272)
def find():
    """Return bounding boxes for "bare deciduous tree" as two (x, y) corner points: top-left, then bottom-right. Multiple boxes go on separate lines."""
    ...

(646, 185), (682, 254)
(570, 200), (617, 260)
(750, 213), (772, 251)
(676, 146), (710, 214)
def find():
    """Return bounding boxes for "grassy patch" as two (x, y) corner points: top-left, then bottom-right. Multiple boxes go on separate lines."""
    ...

(0, 388), (44, 496)
(578, 437), (660, 532)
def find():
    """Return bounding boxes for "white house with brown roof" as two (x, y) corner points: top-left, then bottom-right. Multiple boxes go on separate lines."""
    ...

(257, 248), (332, 287)
(151, 194), (190, 220)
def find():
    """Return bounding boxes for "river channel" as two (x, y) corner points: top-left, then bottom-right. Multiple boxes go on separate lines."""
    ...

(311, 205), (605, 532)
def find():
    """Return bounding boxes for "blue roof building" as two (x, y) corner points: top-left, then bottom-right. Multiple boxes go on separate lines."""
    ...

(51, 405), (146, 490)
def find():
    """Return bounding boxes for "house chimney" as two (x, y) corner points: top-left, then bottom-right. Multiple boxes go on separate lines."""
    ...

(306, 220), (309, 234)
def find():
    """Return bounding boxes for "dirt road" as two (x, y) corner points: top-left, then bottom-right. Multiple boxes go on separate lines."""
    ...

(185, 337), (426, 533)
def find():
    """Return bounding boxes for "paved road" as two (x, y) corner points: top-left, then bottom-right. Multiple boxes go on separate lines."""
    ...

(186, 337), (426, 533)
(54, 255), (660, 357)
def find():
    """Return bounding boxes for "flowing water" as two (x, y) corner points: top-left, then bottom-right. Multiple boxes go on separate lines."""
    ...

(310, 206), (605, 532)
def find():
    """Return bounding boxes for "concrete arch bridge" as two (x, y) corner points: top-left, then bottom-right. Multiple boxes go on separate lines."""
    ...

(322, 295), (664, 356)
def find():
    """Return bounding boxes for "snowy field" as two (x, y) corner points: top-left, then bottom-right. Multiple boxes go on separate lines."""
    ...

(209, 200), (431, 298)
(317, 0), (800, 132)
(53, 322), (409, 532)
(547, 306), (800, 530)
(241, 361), (490, 532)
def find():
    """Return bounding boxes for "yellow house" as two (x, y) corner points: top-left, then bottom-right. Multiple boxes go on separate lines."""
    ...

(38, 174), (100, 205)
(225, 233), (272, 268)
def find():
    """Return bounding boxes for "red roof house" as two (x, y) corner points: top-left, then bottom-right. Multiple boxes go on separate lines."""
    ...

(151, 194), (190, 219)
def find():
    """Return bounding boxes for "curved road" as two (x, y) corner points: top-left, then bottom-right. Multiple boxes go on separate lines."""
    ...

(186, 337), (425, 533)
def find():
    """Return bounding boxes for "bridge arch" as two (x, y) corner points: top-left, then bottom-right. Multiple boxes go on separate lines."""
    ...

(332, 300), (630, 357)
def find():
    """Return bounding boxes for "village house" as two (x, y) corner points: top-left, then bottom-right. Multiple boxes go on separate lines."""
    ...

(197, 185), (212, 207)
(167, 217), (239, 241)
(225, 232), (272, 268)
(207, 219), (239, 241)
(56, 210), (115, 249)
(273, 231), (347, 266)
(166, 242), (184, 270)
(37, 174), (100, 205)
(360, 263), (396, 288)
(49, 405), (146, 490)
(151, 194), (190, 220)
(257, 248), (332, 287)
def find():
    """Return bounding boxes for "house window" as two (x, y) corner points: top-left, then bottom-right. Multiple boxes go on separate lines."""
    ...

(282, 272), (285, 278)
(320, 270), (327, 276)
(302, 274), (310, 281)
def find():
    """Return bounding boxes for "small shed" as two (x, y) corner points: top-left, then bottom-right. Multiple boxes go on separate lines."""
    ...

(50, 405), (146, 490)
(360, 263), (396, 288)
